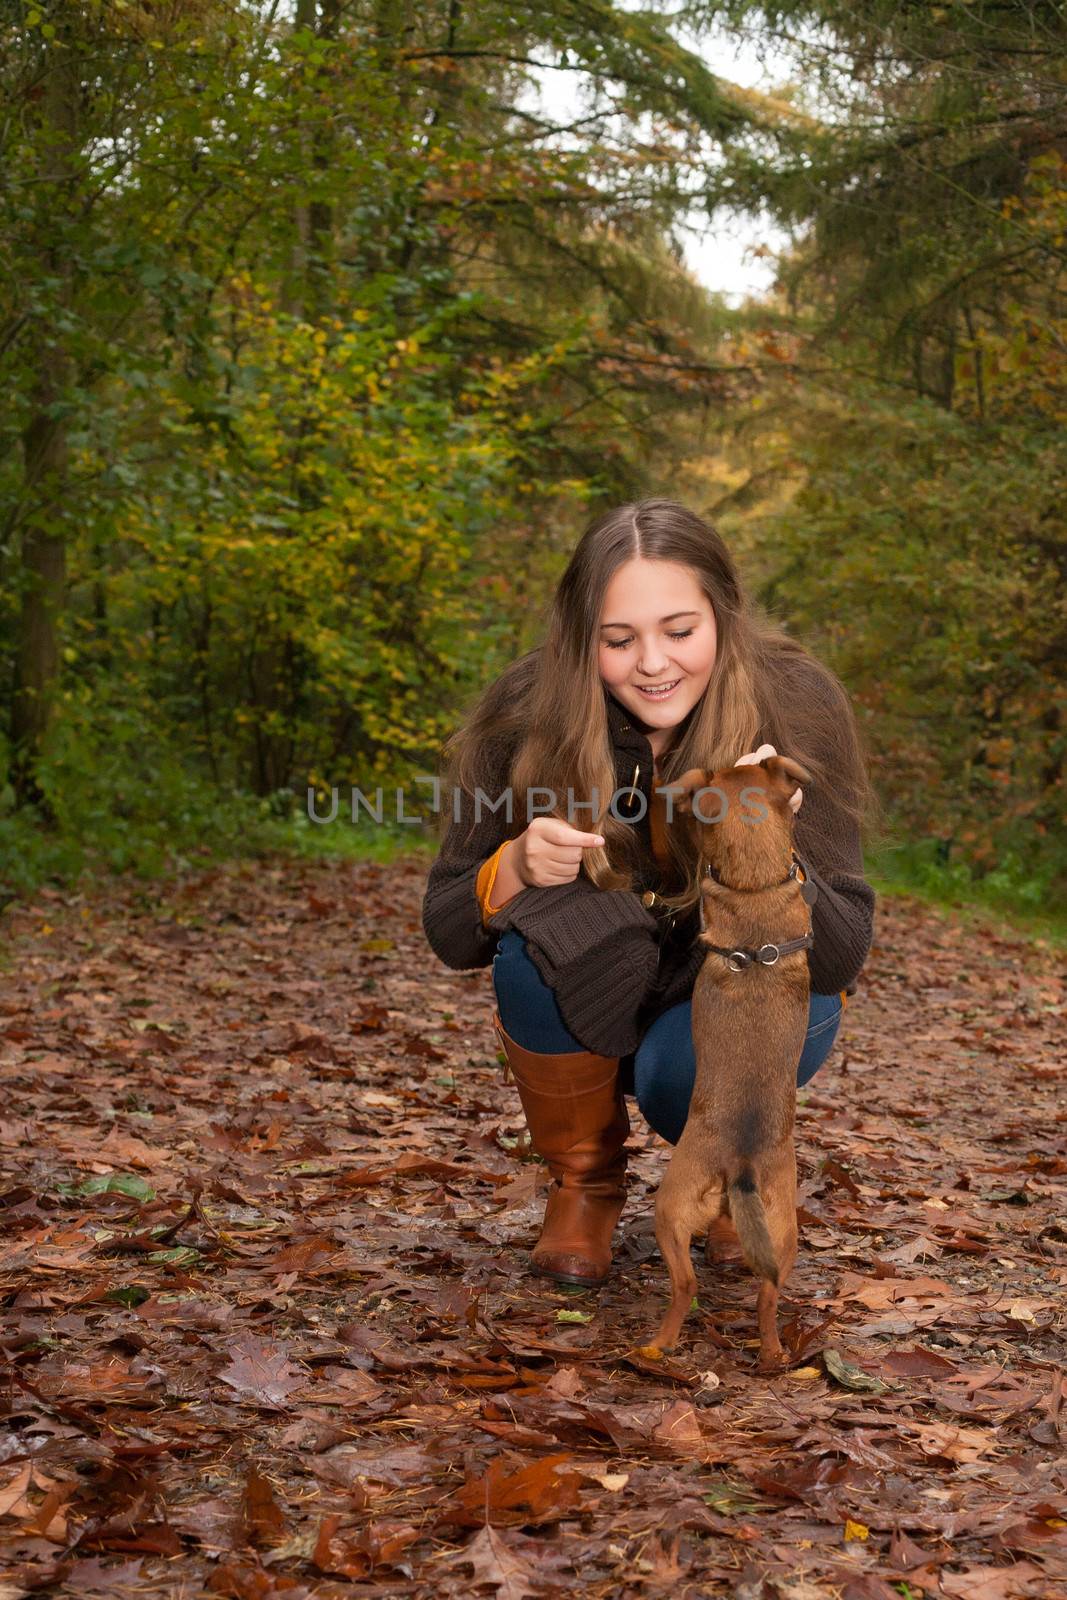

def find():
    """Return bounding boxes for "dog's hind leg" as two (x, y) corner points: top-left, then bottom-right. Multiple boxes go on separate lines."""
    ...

(645, 1167), (723, 1354)
(755, 1143), (798, 1370)
(647, 1209), (698, 1353)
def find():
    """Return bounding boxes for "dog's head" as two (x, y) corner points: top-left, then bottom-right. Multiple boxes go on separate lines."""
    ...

(665, 756), (811, 879)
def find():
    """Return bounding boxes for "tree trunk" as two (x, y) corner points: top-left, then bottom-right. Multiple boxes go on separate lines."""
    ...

(10, 29), (78, 814)
(284, 0), (340, 323)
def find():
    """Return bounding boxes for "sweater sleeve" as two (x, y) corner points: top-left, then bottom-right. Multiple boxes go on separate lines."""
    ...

(485, 878), (660, 1056)
(791, 741), (876, 997)
(635, 922), (710, 1034)
(421, 741), (661, 1053)
(800, 857), (875, 995)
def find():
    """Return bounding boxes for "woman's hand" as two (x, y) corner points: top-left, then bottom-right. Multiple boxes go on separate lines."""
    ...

(510, 818), (606, 888)
(735, 744), (803, 815)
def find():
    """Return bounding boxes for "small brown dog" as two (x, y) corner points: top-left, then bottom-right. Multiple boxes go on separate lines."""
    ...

(643, 755), (815, 1369)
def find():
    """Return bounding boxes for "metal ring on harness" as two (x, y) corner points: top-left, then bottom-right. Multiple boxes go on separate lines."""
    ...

(757, 944), (780, 965)
(727, 950), (751, 972)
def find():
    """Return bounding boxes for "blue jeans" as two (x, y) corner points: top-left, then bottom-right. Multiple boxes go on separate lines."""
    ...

(491, 930), (844, 1145)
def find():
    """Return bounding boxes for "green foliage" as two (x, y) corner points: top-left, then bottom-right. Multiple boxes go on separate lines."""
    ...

(0, 0), (1062, 933)
(697, 9), (1066, 918)
(71, 1173), (156, 1202)
(0, 700), (280, 897)
(727, 381), (1063, 881)
(1, 0), (748, 857)
(86, 291), (537, 786)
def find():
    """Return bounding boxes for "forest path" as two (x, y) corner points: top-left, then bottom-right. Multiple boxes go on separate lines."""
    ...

(0, 858), (1063, 1599)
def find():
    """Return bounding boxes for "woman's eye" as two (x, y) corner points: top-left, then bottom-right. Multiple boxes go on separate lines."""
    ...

(604, 628), (694, 651)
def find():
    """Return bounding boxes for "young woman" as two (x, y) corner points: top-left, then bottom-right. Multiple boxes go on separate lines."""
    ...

(421, 499), (878, 1289)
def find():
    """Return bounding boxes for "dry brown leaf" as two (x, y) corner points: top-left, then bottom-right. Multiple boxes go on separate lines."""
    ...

(449, 1452), (582, 1528)
(241, 1466), (286, 1548)
(910, 1421), (997, 1462)
(0, 1464), (36, 1520)
(940, 1561), (1045, 1599)
(219, 1335), (304, 1408)
(653, 1399), (706, 1455)
(438, 1524), (541, 1599)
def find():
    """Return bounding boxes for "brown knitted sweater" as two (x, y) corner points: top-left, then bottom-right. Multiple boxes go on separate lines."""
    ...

(421, 683), (876, 1057)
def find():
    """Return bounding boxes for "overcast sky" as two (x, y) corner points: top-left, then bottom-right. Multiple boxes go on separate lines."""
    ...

(517, 22), (797, 305)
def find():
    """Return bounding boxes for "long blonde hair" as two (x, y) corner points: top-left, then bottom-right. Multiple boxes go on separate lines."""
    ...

(438, 498), (881, 915)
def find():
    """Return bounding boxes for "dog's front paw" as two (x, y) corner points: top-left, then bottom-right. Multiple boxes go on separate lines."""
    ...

(634, 1342), (667, 1362)
(755, 1345), (790, 1374)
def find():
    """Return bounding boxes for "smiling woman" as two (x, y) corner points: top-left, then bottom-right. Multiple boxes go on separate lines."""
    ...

(597, 561), (718, 756)
(422, 497), (879, 1288)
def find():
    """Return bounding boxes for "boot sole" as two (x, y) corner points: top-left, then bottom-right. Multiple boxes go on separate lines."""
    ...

(530, 1259), (608, 1288)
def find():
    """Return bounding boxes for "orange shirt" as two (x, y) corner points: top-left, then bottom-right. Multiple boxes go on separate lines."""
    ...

(476, 842), (513, 923)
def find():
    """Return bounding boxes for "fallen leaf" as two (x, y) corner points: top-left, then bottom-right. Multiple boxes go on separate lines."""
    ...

(63, 1557), (146, 1592)
(542, 1366), (584, 1398)
(447, 1453), (582, 1528)
(910, 1421), (996, 1463)
(882, 1346), (958, 1379)
(940, 1561), (1045, 1599)
(437, 1523), (540, 1599)
(74, 1172), (156, 1202)
(654, 1400), (705, 1455)
(772, 1579), (837, 1600)
(219, 1336), (304, 1408)
(577, 1468), (630, 1491)
(241, 1466), (286, 1548)
(848, 1275), (956, 1310)
(823, 1348), (894, 1394)
(0, 1463), (35, 1519)
(882, 1232), (942, 1264)
(262, 1235), (339, 1274)
(888, 1527), (939, 1572)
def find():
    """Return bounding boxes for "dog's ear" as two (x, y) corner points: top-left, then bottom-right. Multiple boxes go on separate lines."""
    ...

(762, 754), (812, 805)
(669, 767), (709, 817)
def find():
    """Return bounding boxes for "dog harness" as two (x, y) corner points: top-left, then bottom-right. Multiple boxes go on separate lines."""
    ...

(698, 851), (817, 972)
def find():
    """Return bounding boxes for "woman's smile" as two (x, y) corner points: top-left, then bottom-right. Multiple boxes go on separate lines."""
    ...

(635, 678), (682, 700)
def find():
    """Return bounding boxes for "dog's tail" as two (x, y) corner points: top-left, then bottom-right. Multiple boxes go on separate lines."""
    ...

(728, 1166), (778, 1285)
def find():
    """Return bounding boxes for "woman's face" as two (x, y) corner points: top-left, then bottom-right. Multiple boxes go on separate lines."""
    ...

(597, 558), (717, 750)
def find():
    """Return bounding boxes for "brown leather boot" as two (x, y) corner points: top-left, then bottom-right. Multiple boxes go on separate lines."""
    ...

(492, 1011), (629, 1287)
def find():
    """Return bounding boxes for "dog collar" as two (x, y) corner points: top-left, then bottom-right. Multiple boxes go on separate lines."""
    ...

(701, 850), (815, 898)
(702, 931), (815, 972)
(698, 849), (816, 964)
